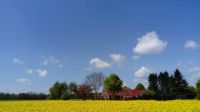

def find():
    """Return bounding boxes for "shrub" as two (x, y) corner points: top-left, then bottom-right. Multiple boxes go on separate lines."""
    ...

(141, 90), (156, 100)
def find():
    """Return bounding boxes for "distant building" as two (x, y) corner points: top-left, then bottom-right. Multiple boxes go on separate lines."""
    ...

(102, 87), (144, 100)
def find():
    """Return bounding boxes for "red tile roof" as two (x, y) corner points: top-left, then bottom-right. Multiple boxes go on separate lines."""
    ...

(131, 90), (144, 97)
(102, 87), (144, 97)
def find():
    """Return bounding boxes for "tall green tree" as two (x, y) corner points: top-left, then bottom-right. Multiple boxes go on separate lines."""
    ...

(174, 69), (188, 96)
(168, 75), (176, 99)
(196, 79), (200, 99)
(169, 75), (176, 92)
(148, 73), (158, 92)
(135, 83), (145, 90)
(103, 73), (123, 99)
(158, 71), (171, 99)
(49, 81), (69, 100)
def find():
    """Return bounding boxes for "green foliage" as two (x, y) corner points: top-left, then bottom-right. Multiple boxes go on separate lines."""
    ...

(158, 71), (172, 100)
(174, 69), (188, 96)
(196, 80), (200, 99)
(141, 90), (156, 100)
(148, 73), (158, 92)
(135, 83), (145, 90)
(49, 81), (69, 100)
(186, 86), (196, 99)
(49, 81), (79, 100)
(104, 74), (123, 92)
(60, 92), (70, 100)
(0, 92), (47, 100)
(148, 69), (189, 100)
(103, 73), (123, 99)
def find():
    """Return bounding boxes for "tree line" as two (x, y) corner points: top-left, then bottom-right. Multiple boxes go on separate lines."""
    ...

(143, 69), (197, 100)
(0, 92), (47, 100)
(0, 69), (200, 100)
(48, 72), (105, 100)
(48, 69), (200, 100)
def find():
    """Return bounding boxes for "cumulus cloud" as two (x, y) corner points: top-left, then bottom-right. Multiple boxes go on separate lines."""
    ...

(134, 66), (152, 78)
(184, 40), (198, 49)
(133, 66), (152, 88)
(12, 58), (24, 64)
(16, 78), (31, 85)
(42, 56), (64, 68)
(36, 69), (48, 77)
(89, 58), (111, 69)
(133, 31), (167, 55)
(110, 53), (125, 65)
(26, 69), (33, 75)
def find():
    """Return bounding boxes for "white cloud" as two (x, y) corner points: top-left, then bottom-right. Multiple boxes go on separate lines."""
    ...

(134, 66), (152, 78)
(42, 56), (59, 65)
(185, 40), (198, 49)
(132, 55), (140, 60)
(89, 58), (111, 69)
(13, 58), (24, 64)
(133, 66), (151, 88)
(42, 56), (64, 68)
(110, 53), (125, 64)
(36, 69), (48, 77)
(25, 68), (48, 77)
(16, 78), (31, 85)
(133, 31), (167, 55)
(26, 69), (33, 75)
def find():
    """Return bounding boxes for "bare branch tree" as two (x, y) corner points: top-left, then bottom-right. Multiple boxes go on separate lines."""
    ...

(85, 72), (105, 98)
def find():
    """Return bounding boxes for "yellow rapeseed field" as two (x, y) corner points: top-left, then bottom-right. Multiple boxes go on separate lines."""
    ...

(0, 100), (200, 112)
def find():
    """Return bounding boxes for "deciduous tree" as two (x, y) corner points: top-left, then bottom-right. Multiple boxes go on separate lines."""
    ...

(76, 84), (92, 100)
(85, 72), (105, 99)
(135, 83), (145, 90)
(103, 73), (123, 99)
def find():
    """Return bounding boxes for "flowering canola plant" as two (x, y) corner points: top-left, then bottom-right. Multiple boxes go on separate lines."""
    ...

(0, 100), (200, 112)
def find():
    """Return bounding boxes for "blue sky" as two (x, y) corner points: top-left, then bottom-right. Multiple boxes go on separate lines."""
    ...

(1, 0), (200, 93)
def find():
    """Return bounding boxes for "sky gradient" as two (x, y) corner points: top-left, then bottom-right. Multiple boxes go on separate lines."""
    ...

(1, 0), (200, 93)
